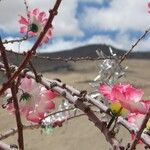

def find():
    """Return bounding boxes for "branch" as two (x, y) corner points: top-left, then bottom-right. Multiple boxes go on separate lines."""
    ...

(0, 39), (24, 150)
(120, 28), (150, 63)
(2, 36), (28, 44)
(0, 0), (62, 96)
(0, 66), (123, 149)
(0, 62), (150, 148)
(0, 112), (85, 141)
(24, 72), (150, 148)
(118, 117), (150, 147)
(129, 110), (150, 150)
(4, 49), (117, 61)
(25, 74), (125, 149)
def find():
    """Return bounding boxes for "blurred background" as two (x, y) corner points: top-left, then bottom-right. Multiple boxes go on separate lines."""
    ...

(0, 0), (150, 149)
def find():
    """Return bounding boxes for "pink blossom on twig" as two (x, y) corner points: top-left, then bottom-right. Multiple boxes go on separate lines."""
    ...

(99, 83), (150, 114)
(5, 77), (57, 123)
(19, 8), (52, 45)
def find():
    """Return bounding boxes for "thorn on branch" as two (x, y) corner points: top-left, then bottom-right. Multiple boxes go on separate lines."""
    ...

(49, 10), (58, 16)
(50, 82), (57, 88)
(79, 90), (87, 98)
(22, 68), (30, 77)
(84, 106), (91, 113)
(62, 83), (66, 89)
(10, 144), (18, 149)
(61, 91), (66, 97)
(53, 78), (61, 82)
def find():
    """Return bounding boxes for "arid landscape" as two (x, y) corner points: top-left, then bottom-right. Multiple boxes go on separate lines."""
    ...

(0, 58), (149, 150)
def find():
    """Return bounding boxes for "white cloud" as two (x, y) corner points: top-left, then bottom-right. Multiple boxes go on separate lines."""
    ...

(4, 31), (150, 54)
(0, 0), (83, 37)
(79, 0), (103, 3)
(40, 39), (82, 52)
(81, 0), (150, 32)
(133, 36), (150, 51)
(0, 0), (25, 32)
(4, 37), (33, 52)
(1, 0), (150, 52)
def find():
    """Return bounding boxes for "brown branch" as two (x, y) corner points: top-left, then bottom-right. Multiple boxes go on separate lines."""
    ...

(118, 117), (150, 147)
(32, 55), (117, 61)
(129, 110), (150, 150)
(0, 62), (150, 148)
(28, 61), (41, 82)
(48, 79), (110, 114)
(0, 64), (122, 149)
(0, 112), (85, 141)
(120, 28), (150, 63)
(23, 0), (30, 21)
(4, 49), (117, 61)
(0, 0), (62, 96)
(41, 107), (76, 121)
(24, 73), (123, 149)
(0, 38), (24, 150)
(2, 36), (28, 44)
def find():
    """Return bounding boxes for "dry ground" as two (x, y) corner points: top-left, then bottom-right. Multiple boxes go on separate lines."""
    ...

(0, 59), (150, 150)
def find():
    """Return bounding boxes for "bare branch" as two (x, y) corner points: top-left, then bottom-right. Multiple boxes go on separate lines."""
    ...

(129, 110), (150, 150)
(0, 0), (62, 96)
(120, 28), (150, 63)
(0, 38), (24, 150)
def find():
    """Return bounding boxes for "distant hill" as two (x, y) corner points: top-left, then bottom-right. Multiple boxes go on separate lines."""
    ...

(40, 44), (150, 59)
(2, 44), (150, 73)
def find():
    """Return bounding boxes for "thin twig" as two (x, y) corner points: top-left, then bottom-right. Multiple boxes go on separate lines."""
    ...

(118, 117), (150, 147)
(4, 49), (117, 61)
(0, 0), (62, 96)
(2, 36), (28, 44)
(129, 110), (150, 150)
(0, 109), (85, 140)
(0, 38), (24, 150)
(23, 0), (30, 21)
(28, 61), (41, 82)
(2, 0), (29, 45)
(120, 28), (150, 63)
(0, 62), (150, 148)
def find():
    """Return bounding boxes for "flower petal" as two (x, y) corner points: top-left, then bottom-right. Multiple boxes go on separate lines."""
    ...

(38, 12), (46, 22)
(46, 29), (52, 38)
(20, 77), (32, 92)
(26, 111), (41, 123)
(20, 26), (27, 33)
(99, 84), (113, 101)
(125, 86), (144, 102)
(19, 16), (28, 25)
(32, 8), (40, 16)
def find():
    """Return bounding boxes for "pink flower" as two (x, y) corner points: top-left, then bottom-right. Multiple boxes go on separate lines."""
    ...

(128, 113), (150, 131)
(128, 113), (150, 144)
(99, 83), (150, 114)
(19, 8), (52, 45)
(5, 77), (57, 123)
(6, 77), (41, 116)
(148, 2), (150, 13)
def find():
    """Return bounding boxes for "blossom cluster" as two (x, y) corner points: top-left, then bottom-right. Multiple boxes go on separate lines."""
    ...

(89, 47), (150, 143)
(19, 8), (52, 45)
(5, 77), (57, 123)
(99, 79), (150, 138)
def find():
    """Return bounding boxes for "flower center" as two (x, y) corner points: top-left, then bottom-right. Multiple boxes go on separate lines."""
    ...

(20, 92), (31, 101)
(28, 23), (39, 33)
(146, 119), (150, 131)
(110, 102), (128, 116)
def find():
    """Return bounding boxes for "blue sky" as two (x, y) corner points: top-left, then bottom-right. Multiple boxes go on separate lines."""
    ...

(0, 0), (150, 53)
